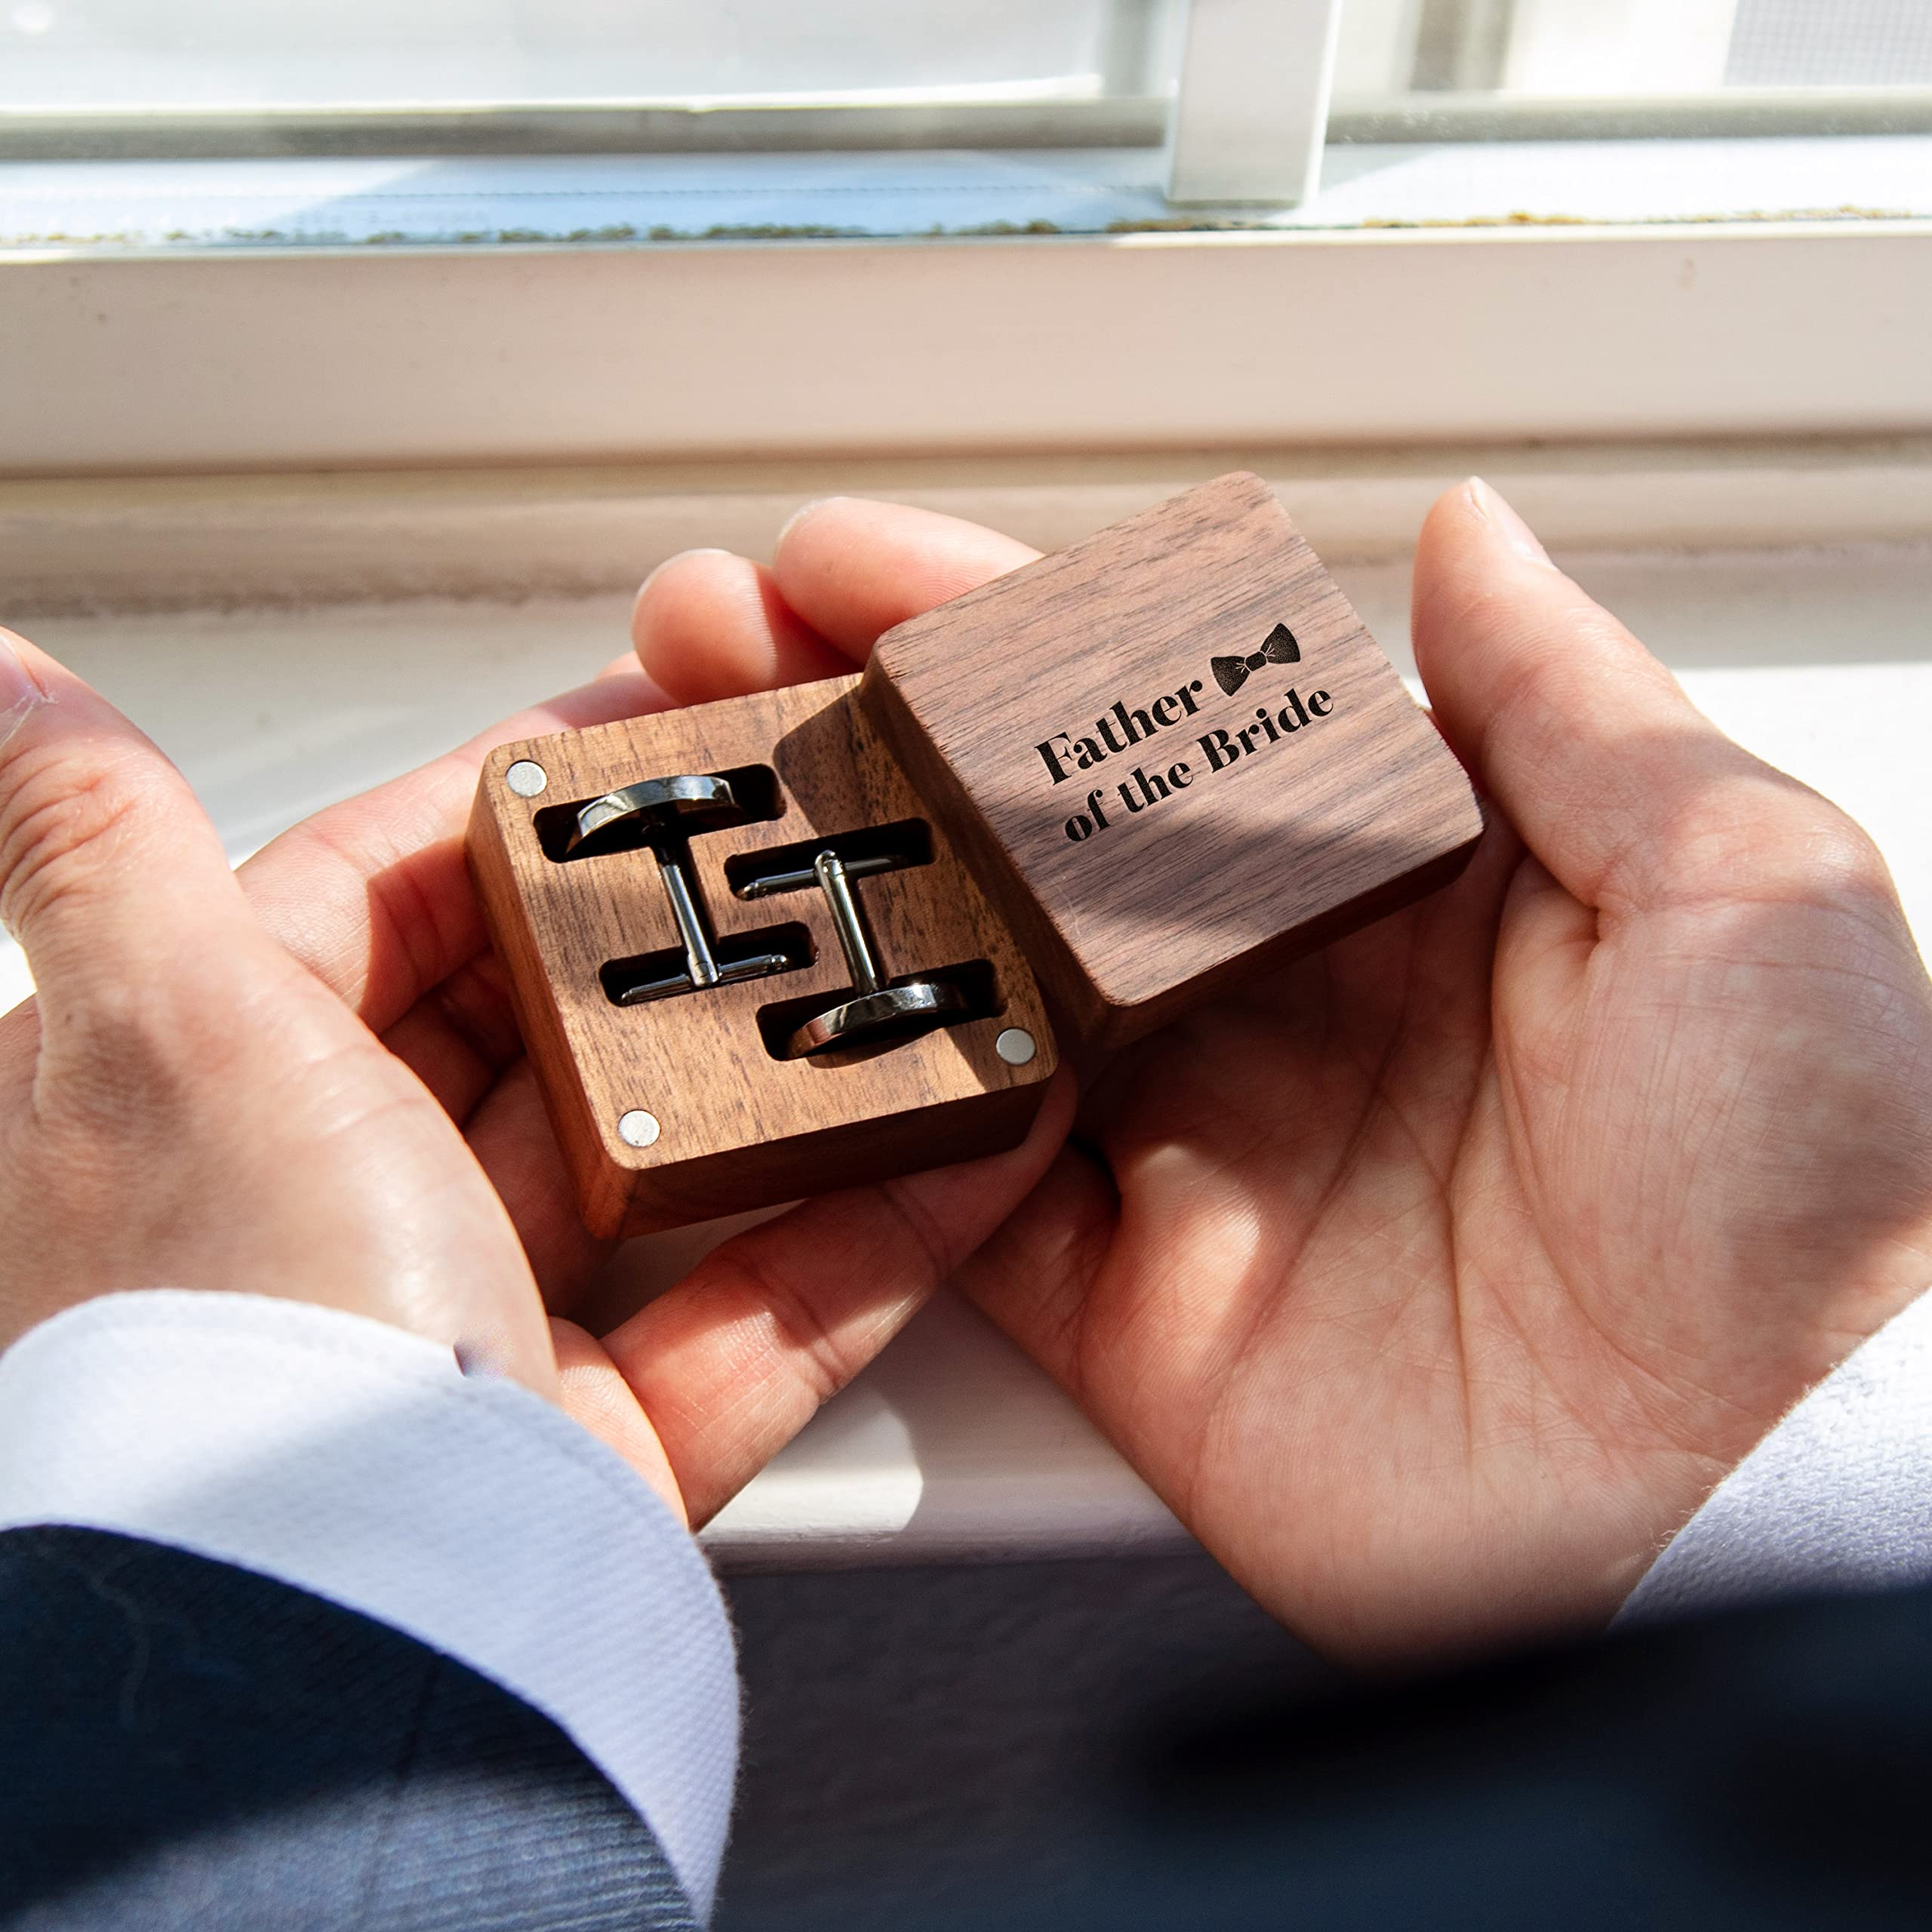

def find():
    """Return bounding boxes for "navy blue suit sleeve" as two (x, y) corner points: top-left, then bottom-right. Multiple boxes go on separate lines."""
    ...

(0, 1526), (699, 1932)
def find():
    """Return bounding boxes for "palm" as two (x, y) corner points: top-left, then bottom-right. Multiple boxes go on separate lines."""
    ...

(620, 484), (1932, 1657)
(964, 789), (1932, 1658)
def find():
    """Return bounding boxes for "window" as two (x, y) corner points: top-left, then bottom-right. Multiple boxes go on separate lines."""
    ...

(5, 0), (1930, 165)
(2, 2), (1926, 470)
(2, 0), (1158, 112)
(1338, 0), (1932, 136)
(0, 2), (1177, 154)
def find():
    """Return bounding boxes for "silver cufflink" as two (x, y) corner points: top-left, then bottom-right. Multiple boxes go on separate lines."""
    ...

(568, 772), (974, 1057)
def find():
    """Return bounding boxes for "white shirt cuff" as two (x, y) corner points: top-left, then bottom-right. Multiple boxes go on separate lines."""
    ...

(1620, 1287), (1932, 1627)
(0, 1290), (738, 1921)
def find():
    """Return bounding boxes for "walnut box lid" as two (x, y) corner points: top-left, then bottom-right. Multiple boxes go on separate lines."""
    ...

(858, 472), (1484, 1049)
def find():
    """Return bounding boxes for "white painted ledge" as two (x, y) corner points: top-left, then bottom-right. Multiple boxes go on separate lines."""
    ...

(701, 1289), (1186, 1567)
(5, 526), (1930, 1567)
(8, 440), (1932, 614)
(4, 220), (1930, 475)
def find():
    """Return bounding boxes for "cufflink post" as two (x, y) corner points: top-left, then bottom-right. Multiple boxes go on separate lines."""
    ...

(736, 841), (971, 1058)
(567, 774), (794, 1004)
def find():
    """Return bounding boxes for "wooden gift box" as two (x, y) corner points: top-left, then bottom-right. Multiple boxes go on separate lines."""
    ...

(469, 472), (1481, 1235)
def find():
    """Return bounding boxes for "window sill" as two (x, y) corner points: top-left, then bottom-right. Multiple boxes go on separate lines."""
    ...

(2, 136), (1928, 251)
(3, 219), (1930, 473)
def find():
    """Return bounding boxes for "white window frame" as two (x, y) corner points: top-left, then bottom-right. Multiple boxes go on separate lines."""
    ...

(1167, 0), (1343, 205)
(2, 219), (1927, 480)
(2, 6), (1930, 531)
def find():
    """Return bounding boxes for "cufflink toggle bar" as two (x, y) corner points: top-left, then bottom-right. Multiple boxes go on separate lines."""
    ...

(737, 843), (970, 1058)
(567, 774), (795, 1004)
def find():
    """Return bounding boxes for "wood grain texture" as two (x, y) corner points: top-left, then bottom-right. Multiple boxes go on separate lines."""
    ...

(861, 471), (1484, 1048)
(468, 676), (1055, 1237)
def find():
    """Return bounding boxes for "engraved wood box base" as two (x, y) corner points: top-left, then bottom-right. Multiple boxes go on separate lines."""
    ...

(469, 676), (1057, 1237)
(862, 472), (1485, 1049)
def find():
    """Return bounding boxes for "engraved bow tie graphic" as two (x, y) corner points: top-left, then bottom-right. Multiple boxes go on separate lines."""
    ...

(1211, 623), (1300, 697)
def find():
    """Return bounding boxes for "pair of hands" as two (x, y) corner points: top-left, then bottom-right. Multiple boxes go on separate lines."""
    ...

(4, 480), (1930, 1663)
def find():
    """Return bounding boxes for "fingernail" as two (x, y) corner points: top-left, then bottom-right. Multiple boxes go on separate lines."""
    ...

(775, 496), (843, 552)
(1467, 477), (1551, 566)
(636, 546), (734, 601)
(0, 629), (50, 752)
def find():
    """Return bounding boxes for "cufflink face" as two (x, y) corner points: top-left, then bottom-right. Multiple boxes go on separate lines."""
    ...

(860, 472), (1485, 1048)
(468, 675), (1056, 1237)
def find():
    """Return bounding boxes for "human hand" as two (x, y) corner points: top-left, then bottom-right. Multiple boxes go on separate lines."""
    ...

(634, 485), (1932, 1660)
(0, 626), (1070, 1526)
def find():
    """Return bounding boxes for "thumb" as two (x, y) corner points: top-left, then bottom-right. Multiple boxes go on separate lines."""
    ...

(0, 628), (267, 1030)
(1409, 480), (1835, 914)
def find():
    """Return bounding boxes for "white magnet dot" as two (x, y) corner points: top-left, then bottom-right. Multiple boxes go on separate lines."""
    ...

(617, 1109), (661, 1148)
(994, 1028), (1037, 1066)
(505, 760), (548, 798)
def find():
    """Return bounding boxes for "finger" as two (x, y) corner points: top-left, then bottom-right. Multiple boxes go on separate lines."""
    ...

(549, 1318), (687, 1523)
(376, 958), (615, 1312)
(632, 549), (850, 703)
(240, 667), (672, 1034)
(0, 629), (273, 1017)
(597, 1068), (1076, 1526)
(949, 1140), (1120, 1402)
(1411, 481), (1820, 914)
(462, 1056), (613, 1305)
(771, 498), (1039, 657)
(377, 951), (522, 1125)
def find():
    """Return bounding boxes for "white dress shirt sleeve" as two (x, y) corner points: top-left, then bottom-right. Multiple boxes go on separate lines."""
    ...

(1620, 1286), (1932, 1626)
(0, 1290), (739, 1924)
